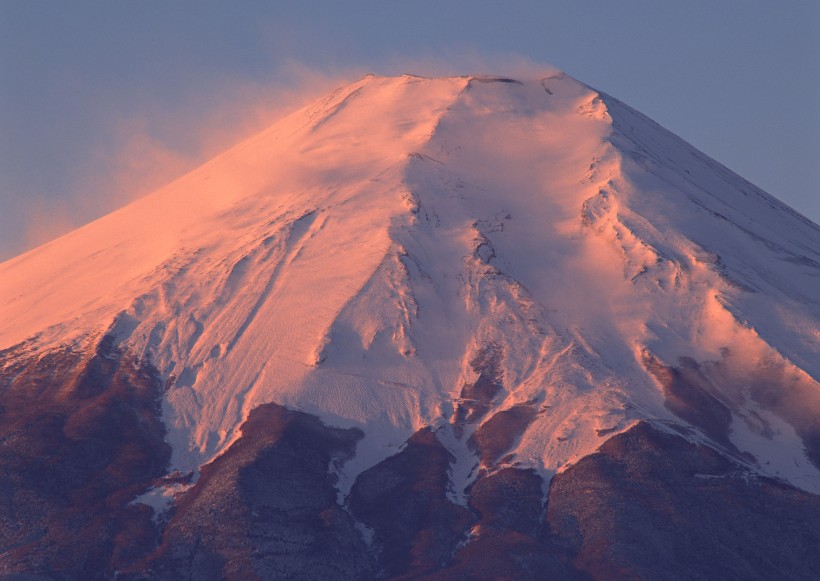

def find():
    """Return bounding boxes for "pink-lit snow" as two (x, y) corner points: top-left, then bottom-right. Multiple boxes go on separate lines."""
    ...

(1, 72), (819, 498)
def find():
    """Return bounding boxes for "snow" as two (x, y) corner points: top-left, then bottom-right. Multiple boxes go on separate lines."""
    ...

(1, 72), (819, 495)
(131, 481), (194, 522)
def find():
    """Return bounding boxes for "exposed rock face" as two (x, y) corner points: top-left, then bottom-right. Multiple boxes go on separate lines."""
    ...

(429, 468), (583, 581)
(469, 404), (539, 467)
(348, 428), (474, 578)
(453, 346), (505, 430)
(2, 336), (817, 581)
(643, 352), (739, 453)
(548, 422), (820, 581)
(125, 403), (372, 581)
(0, 336), (170, 580)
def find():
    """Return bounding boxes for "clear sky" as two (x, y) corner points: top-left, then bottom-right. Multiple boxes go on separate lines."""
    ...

(1, 1), (818, 260)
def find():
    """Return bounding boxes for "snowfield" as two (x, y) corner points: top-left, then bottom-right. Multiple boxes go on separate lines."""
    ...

(1, 72), (819, 497)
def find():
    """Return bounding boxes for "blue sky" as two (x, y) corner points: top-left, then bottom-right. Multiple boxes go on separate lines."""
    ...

(1, 1), (818, 260)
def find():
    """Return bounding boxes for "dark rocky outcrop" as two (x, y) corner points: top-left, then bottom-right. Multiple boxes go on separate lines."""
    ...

(0, 336), (170, 580)
(547, 422), (820, 581)
(2, 339), (819, 580)
(453, 345), (504, 429)
(469, 403), (538, 467)
(124, 403), (372, 581)
(427, 467), (583, 581)
(642, 352), (738, 453)
(348, 428), (474, 579)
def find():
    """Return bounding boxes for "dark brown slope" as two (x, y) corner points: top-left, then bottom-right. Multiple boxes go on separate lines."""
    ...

(0, 336), (170, 580)
(547, 422), (820, 581)
(1, 339), (819, 580)
(124, 403), (372, 580)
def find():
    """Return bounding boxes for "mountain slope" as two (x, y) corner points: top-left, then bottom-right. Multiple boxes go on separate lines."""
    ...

(1, 72), (819, 579)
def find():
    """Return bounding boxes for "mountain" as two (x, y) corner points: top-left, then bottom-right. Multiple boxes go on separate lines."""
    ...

(1, 72), (819, 580)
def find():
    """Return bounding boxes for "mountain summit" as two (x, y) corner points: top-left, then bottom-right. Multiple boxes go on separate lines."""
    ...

(1, 73), (819, 579)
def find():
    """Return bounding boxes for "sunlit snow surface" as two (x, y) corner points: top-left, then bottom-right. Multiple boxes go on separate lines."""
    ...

(1, 73), (819, 494)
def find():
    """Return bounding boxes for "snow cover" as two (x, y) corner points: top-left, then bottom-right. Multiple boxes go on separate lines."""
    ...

(1, 72), (819, 496)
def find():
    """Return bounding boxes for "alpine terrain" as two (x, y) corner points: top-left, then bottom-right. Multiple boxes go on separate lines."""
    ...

(1, 72), (819, 580)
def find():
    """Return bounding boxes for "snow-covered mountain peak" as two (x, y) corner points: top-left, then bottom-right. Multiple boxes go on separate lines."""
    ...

(2, 72), (819, 495)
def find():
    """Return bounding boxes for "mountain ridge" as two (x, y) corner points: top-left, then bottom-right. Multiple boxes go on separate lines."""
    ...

(2, 73), (819, 498)
(2, 71), (820, 579)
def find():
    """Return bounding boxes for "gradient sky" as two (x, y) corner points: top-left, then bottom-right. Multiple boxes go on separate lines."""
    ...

(2, 1), (818, 261)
